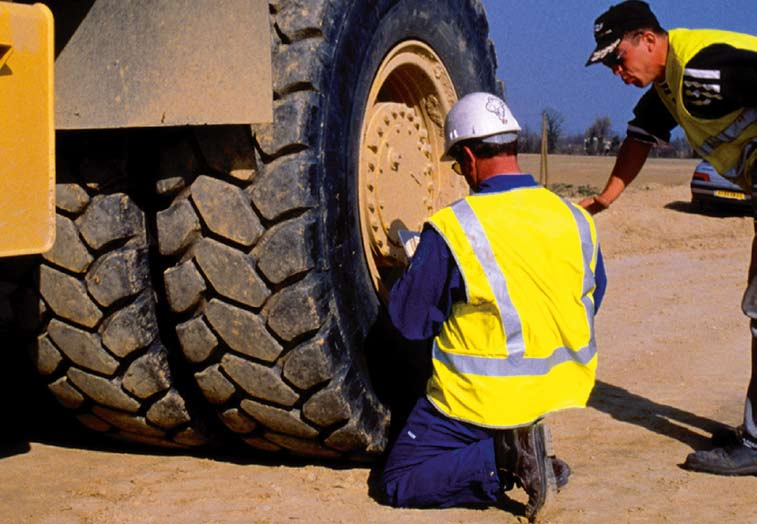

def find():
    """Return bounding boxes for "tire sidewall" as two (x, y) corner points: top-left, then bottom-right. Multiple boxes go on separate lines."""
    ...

(320, 0), (497, 346)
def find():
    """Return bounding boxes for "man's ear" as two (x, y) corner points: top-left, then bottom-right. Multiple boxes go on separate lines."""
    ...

(642, 30), (657, 51)
(461, 145), (476, 165)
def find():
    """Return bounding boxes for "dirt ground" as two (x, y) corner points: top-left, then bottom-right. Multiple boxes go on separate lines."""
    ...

(2, 155), (757, 524)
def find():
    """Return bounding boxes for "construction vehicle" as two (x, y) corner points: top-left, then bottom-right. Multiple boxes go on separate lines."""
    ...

(0, 0), (499, 458)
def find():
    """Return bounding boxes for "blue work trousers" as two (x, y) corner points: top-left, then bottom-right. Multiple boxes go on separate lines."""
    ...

(382, 396), (502, 508)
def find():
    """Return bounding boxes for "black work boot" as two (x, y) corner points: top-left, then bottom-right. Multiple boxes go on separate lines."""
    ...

(497, 424), (557, 522)
(683, 436), (757, 476)
(518, 424), (558, 521)
(495, 431), (570, 492)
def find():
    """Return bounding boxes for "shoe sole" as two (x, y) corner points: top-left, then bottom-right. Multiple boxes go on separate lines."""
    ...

(683, 460), (757, 476)
(525, 424), (558, 523)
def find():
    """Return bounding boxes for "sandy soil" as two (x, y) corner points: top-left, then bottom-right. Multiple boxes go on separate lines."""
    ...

(2, 156), (757, 524)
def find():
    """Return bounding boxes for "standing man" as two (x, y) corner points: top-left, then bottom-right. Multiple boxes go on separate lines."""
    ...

(382, 92), (607, 522)
(583, 0), (757, 475)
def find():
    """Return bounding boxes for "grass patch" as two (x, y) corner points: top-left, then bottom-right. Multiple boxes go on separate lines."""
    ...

(548, 183), (599, 197)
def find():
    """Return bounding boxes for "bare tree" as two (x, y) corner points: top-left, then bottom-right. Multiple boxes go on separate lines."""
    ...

(584, 116), (613, 155)
(543, 107), (565, 153)
(586, 116), (612, 140)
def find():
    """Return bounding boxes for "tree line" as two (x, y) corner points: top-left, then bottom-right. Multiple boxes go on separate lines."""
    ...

(519, 109), (694, 159)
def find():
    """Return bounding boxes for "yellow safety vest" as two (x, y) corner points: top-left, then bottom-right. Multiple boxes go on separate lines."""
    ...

(657, 28), (757, 187)
(426, 186), (599, 428)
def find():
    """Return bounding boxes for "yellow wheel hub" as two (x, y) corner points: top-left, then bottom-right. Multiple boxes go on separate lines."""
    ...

(362, 102), (434, 262)
(358, 40), (468, 297)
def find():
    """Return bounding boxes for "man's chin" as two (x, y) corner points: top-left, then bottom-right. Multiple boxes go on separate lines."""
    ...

(630, 78), (650, 88)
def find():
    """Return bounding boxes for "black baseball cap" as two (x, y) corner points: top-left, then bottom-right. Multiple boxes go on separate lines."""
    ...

(586, 1), (662, 66)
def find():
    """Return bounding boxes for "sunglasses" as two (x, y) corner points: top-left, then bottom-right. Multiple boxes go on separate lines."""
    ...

(602, 31), (645, 69)
(601, 47), (626, 68)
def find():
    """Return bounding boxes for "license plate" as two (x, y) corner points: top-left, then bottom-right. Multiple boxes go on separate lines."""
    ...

(714, 190), (746, 200)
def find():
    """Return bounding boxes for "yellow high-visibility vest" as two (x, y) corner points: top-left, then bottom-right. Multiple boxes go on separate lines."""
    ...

(426, 186), (599, 428)
(657, 28), (757, 188)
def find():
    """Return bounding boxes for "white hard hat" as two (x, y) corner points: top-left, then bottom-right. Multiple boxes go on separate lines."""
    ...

(443, 92), (521, 157)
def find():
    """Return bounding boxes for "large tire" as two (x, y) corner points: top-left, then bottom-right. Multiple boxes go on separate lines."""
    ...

(29, 132), (210, 448)
(155, 0), (497, 458)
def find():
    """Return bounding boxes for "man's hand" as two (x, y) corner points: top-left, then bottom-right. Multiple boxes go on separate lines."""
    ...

(579, 138), (652, 215)
(579, 195), (611, 215)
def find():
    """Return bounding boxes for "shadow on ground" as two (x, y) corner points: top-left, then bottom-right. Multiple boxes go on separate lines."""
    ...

(665, 200), (752, 217)
(588, 380), (730, 451)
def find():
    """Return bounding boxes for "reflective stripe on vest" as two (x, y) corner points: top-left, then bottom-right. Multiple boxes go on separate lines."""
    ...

(433, 196), (597, 378)
(699, 107), (757, 157)
(451, 199), (525, 358)
(432, 339), (596, 376)
(568, 200), (598, 341)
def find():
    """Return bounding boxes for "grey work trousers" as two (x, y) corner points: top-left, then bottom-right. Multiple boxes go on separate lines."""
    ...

(739, 165), (757, 442)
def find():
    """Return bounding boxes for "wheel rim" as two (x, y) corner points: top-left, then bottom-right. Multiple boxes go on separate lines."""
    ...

(358, 40), (467, 298)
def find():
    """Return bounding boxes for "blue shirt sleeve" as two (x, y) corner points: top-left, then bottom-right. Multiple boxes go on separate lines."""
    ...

(594, 247), (607, 313)
(388, 225), (464, 340)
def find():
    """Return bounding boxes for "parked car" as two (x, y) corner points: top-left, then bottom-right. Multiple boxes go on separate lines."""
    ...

(690, 160), (751, 209)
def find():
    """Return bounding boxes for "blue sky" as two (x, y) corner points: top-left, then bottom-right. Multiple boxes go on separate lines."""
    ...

(480, 0), (757, 137)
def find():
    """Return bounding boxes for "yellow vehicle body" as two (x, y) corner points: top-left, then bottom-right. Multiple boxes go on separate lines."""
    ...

(0, 2), (54, 256)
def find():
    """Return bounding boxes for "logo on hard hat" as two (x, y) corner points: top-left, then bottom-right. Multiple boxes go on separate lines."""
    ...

(485, 97), (509, 124)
